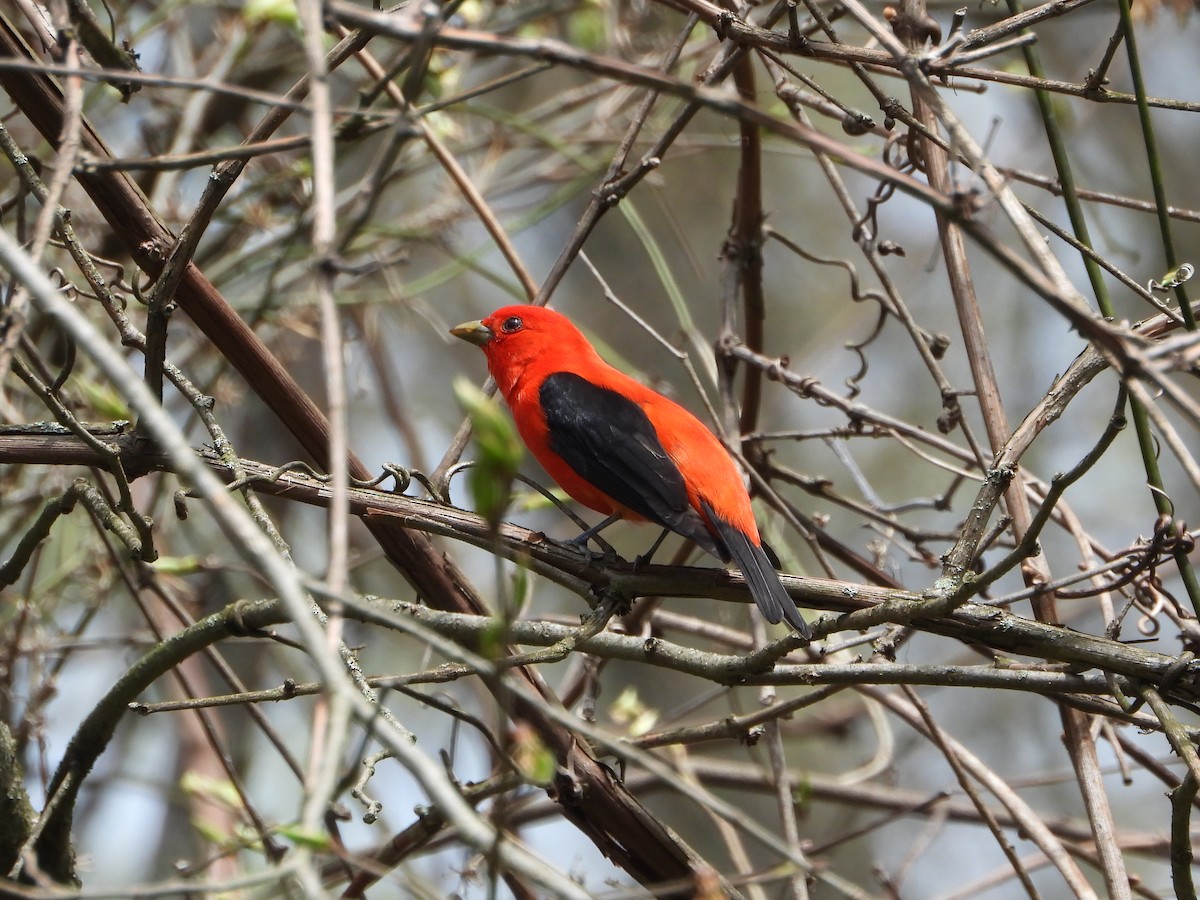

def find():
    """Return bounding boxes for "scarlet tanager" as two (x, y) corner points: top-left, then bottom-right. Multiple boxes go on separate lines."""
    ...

(451, 305), (810, 637)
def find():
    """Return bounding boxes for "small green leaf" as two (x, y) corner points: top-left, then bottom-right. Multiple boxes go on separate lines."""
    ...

(277, 825), (332, 850)
(567, 5), (606, 51)
(510, 565), (531, 617)
(512, 486), (570, 512)
(609, 686), (658, 737)
(790, 775), (813, 809)
(243, 0), (299, 27)
(478, 617), (509, 659)
(181, 771), (243, 810)
(76, 378), (131, 419)
(454, 377), (523, 527)
(512, 724), (556, 785)
(151, 555), (204, 576)
(191, 819), (228, 846)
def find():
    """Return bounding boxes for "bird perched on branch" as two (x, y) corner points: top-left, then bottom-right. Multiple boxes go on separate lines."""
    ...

(451, 305), (810, 637)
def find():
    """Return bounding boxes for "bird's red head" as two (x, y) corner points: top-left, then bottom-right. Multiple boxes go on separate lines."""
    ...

(450, 305), (598, 397)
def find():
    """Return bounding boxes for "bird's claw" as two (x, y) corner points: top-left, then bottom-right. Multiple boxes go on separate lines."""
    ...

(631, 550), (656, 570)
(560, 534), (617, 564)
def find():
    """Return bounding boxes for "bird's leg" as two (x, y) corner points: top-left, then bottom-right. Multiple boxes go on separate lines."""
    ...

(562, 513), (620, 560)
(634, 527), (671, 568)
(570, 512), (621, 545)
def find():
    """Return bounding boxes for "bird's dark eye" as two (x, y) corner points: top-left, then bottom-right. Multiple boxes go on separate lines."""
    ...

(500, 316), (523, 334)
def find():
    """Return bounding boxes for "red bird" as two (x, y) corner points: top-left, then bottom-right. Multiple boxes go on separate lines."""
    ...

(451, 305), (810, 636)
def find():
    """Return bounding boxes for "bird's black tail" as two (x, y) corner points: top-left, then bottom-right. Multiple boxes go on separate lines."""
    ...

(702, 502), (811, 638)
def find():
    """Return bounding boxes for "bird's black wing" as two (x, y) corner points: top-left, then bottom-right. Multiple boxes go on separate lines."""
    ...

(539, 372), (719, 556)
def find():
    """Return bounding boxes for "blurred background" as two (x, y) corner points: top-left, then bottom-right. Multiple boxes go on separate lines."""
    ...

(2, 0), (1199, 896)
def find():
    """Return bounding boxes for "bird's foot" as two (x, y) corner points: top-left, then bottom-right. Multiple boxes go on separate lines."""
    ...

(631, 527), (671, 571)
(557, 532), (618, 564)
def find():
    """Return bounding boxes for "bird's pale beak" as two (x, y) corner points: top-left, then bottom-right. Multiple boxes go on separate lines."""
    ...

(450, 319), (493, 346)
